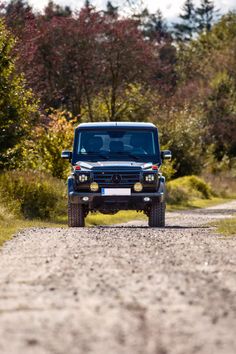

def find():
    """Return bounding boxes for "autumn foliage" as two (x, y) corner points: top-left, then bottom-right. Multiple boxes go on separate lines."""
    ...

(0, 0), (235, 177)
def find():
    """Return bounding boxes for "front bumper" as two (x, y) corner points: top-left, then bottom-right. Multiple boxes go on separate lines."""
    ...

(69, 191), (164, 210)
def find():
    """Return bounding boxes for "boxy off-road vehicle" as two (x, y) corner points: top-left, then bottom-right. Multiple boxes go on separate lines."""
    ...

(62, 122), (171, 227)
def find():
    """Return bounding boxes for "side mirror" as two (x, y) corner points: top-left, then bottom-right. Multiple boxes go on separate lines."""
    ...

(61, 150), (72, 160)
(161, 150), (172, 160)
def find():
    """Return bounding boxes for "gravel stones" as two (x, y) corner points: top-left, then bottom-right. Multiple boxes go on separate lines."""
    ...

(0, 201), (235, 354)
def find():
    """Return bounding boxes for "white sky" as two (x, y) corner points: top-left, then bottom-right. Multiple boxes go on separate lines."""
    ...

(28, 0), (236, 20)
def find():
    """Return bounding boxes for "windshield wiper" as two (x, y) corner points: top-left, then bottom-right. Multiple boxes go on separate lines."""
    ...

(117, 152), (141, 161)
(97, 153), (109, 160)
(80, 152), (142, 161)
(80, 152), (109, 160)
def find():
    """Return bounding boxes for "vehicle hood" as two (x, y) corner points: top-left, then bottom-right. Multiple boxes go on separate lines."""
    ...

(77, 161), (153, 171)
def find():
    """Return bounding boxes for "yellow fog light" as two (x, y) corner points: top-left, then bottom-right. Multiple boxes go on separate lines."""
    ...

(134, 182), (143, 192)
(90, 182), (99, 192)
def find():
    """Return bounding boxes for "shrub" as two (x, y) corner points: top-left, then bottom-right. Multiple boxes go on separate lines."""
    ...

(167, 175), (214, 205)
(0, 170), (66, 219)
(186, 176), (213, 198)
(13, 111), (76, 179)
(160, 158), (176, 181)
(166, 183), (190, 205)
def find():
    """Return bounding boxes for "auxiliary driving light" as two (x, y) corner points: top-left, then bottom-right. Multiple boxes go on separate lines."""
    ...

(79, 174), (88, 182)
(90, 182), (99, 192)
(82, 196), (89, 202)
(145, 174), (155, 182)
(134, 182), (143, 192)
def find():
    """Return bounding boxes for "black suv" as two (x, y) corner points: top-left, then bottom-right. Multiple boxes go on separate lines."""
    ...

(62, 122), (171, 227)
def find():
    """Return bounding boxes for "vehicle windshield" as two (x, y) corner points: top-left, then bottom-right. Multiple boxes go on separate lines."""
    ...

(74, 129), (160, 162)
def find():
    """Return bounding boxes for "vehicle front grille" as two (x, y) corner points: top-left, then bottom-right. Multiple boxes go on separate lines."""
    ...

(93, 171), (140, 186)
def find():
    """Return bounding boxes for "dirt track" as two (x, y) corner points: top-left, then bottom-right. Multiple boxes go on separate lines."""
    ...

(0, 201), (236, 354)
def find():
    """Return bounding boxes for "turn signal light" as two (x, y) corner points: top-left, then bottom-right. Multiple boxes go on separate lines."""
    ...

(74, 165), (81, 171)
(152, 165), (158, 170)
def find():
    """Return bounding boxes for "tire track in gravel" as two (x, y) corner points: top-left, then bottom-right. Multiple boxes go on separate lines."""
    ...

(0, 201), (235, 354)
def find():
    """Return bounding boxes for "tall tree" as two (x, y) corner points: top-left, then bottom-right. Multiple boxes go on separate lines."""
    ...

(143, 9), (170, 43)
(0, 19), (37, 168)
(44, 1), (72, 19)
(18, 5), (102, 117)
(98, 17), (154, 120)
(15, 6), (158, 120)
(132, 8), (176, 96)
(173, 12), (236, 166)
(104, 1), (118, 19)
(4, 0), (34, 37)
(173, 0), (196, 41)
(195, 0), (217, 33)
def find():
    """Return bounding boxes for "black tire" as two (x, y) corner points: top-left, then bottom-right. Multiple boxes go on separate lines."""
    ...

(68, 202), (85, 227)
(148, 201), (165, 227)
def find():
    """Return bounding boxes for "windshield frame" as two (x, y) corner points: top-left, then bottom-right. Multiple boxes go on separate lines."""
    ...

(72, 127), (161, 165)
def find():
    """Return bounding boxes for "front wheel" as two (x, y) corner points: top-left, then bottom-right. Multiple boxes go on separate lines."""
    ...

(68, 202), (85, 227)
(148, 201), (165, 227)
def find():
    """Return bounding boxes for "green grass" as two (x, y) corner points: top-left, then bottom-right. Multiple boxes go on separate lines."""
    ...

(86, 210), (146, 226)
(0, 203), (67, 247)
(0, 218), (66, 247)
(167, 197), (232, 211)
(213, 216), (236, 236)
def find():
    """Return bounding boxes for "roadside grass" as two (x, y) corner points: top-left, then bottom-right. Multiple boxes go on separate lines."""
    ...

(167, 197), (233, 211)
(212, 216), (236, 236)
(0, 218), (67, 247)
(0, 205), (67, 247)
(86, 211), (146, 226)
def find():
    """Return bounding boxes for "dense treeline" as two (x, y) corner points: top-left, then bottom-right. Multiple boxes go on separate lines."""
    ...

(0, 0), (235, 177)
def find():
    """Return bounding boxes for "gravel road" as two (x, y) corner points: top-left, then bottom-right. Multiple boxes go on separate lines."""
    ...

(0, 201), (236, 354)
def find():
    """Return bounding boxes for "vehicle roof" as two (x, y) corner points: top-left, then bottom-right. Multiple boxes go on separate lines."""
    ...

(76, 122), (157, 129)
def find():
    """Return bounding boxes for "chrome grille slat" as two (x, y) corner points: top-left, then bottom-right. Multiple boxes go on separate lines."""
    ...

(93, 172), (140, 185)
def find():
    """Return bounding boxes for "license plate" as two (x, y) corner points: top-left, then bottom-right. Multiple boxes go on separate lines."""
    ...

(101, 188), (131, 196)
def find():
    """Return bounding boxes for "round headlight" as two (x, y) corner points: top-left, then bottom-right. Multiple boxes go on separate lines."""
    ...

(134, 182), (143, 192)
(90, 182), (99, 192)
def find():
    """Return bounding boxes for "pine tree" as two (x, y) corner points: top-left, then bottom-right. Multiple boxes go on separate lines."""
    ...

(195, 0), (217, 33)
(44, 1), (72, 19)
(105, 1), (118, 18)
(143, 9), (170, 43)
(173, 0), (196, 41)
